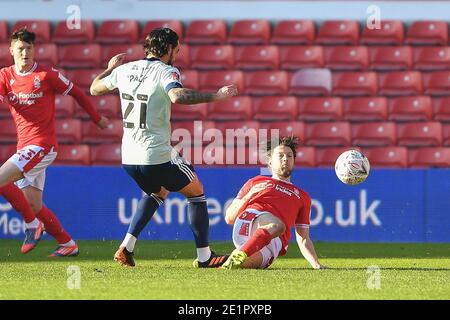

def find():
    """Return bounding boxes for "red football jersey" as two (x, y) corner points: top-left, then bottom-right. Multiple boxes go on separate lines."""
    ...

(0, 62), (73, 152)
(236, 175), (312, 255)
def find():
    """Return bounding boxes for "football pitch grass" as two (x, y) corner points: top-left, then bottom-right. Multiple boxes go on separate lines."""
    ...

(0, 240), (449, 300)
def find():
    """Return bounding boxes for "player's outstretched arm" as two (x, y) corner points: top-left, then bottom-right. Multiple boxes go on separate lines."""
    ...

(68, 84), (109, 129)
(90, 53), (126, 96)
(168, 84), (238, 105)
(295, 226), (325, 269)
(224, 182), (268, 224)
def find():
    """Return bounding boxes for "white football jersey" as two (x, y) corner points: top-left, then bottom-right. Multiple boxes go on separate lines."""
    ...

(102, 58), (182, 165)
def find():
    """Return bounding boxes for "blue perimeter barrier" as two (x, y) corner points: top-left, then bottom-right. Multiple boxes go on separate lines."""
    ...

(0, 167), (449, 242)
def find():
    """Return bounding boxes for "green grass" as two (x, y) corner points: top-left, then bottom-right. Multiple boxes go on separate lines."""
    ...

(0, 240), (449, 300)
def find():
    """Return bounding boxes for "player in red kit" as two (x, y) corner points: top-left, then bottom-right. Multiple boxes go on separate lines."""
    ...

(0, 28), (109, 256)
(221, 137), (325, 269)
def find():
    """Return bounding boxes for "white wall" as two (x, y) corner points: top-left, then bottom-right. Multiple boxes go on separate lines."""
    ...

(0, 0), (449, 23)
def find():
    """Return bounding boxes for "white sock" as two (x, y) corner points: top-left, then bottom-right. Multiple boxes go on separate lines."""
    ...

(121, 233), (137, 252)
(24, 218), (39, 229)
(197, 247), (211, 262)
(61, 240), (76, 247)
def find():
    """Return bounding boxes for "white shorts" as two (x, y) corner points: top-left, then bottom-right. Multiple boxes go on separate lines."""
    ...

(8, 145), (57, 191)
(232, 208), (283, 269)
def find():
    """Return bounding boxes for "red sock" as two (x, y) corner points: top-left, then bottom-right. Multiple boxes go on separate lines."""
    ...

(241, 228), (273, 257)
(0, 183), (35, 223)
(36, 206), (71, 244)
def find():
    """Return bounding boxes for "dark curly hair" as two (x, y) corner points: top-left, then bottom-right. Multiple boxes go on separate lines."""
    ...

(265, 136), (299, 160)
(143, 27), (179, 58)
(10, 27), (35, 45)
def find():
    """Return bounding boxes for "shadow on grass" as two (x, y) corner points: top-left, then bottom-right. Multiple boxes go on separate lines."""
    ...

(1, 240), (449, 263)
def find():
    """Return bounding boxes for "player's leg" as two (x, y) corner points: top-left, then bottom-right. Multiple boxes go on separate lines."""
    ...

(115, 165), (169, 267)
(0, 182), (43, 253)
(0, 160), (25, 188)
(221, 213), (285, 269)
(162, 157), (228, 268)
(22, 185), (78, 257)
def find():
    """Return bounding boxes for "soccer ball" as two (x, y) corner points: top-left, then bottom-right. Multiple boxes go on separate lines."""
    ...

(335, 150), (370, 185)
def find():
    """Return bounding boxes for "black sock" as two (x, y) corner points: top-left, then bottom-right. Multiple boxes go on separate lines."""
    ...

(187, 194), (209, 248)
(127, 194), (164, 237)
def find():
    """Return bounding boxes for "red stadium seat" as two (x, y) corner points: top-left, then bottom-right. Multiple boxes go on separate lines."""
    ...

(229, 20), (271, 45)
(397, 122), (442, 147)
(199, 70), (244, 92)
(96, 20), (139, 44)
(0, 43), (13, 67)
(433, 97), (450, 121)
(0, 144), (16, 163)
(0, 119), (17, 143)
(180, 70), (199, 89)
(352, 122), (396, 147)
(343, 97), (388, 121)
(53, 20), (95, 44)
(405, 21), (448, 45)
(101, 44), (143, 68)
(190, 45), (234, 70)
(172, 103), (208, 121)
(12, 20), (51, 43)
(185, 20), (227, 44)
(54, 144), (90, 166)
(90, 144), (122, 166)
(214, 121), (260, 146)
(82, 119), (123, 144)
(54, 95), (75, 118)
(299, 97), (343, 121)
(55, 119), (82, 144)
(324, 46), (369, 70)
(171, 120), (216, 146)
(408, 147), (450, 167)
(443, 124), (450, 146)
(59, 44), (101, 69)
(253, 96), (298, 121)
(279, 46), (324, 70)
(272, 20), (315, 45)
(368, 46), (413, 71)
(289, 69), (332, 96)
(141, 20), (184, 41)
(363, 146), (408, 168)
(65, 69), (103, 92)
(295, 146), (316, 167)
(76, 95), (121, 119)
(244, 71), (288, 95)
(332, 72), (378, 96)
(0, 21), (8, 43)
(316, 20), (359, 45)
(234, 45), (279, 70)
(414, 47), (450, 71)
(174, 44), (190, 70)
(35, 44), (58, 66)
(315, 147), (361, 167)
(0, 99), (12, 118)
(388, 96), (433, 121)
(423, 71), (450, 96)
(360, 20), (404, 45)
(208, 96), (252, 121)
(378, 71), (423, 96)
(305, 122), (351, 146)
(259, 121), (305, 142)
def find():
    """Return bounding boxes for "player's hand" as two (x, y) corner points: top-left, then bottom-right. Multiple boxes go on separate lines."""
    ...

(313, 264), (328, 270)
(214, 84), (238, 102)
(96, 116), (110, 129)
(107, 53), (127, 70)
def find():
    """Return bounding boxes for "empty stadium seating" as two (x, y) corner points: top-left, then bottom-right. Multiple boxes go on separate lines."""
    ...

(1, 18), (450, 168)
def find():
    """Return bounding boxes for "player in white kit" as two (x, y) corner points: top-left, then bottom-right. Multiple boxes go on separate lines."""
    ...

(90, 28), (238, 268)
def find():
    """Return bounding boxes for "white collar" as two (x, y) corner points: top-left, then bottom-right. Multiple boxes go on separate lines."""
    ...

(14, 62), (37, 76)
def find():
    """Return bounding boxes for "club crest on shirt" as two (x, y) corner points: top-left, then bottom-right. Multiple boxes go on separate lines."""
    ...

(34, 76), (41, 89)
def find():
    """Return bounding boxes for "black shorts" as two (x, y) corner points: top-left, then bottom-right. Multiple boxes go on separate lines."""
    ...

(123, 157), (196, 195)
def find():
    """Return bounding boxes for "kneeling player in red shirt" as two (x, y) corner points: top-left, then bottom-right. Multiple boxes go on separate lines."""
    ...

(221, 137), (325, 269)
(0, 28), (109, 257)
